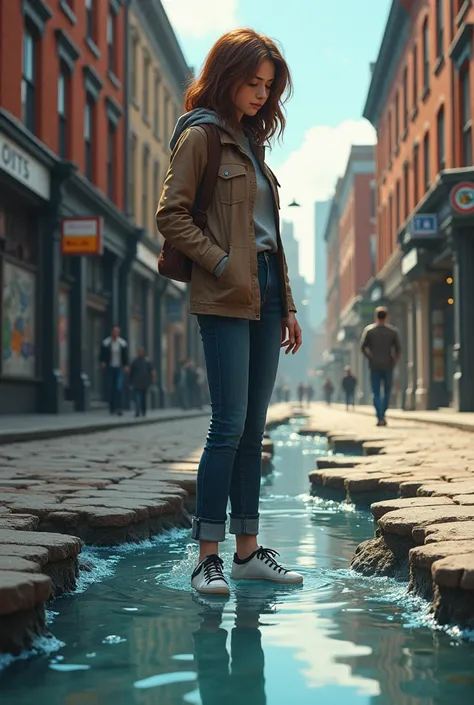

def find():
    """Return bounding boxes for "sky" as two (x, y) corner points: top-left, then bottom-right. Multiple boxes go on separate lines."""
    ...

(161, 0), (391, 282)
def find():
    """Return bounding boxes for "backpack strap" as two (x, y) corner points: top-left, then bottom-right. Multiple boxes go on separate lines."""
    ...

(193, 124), (222, 230)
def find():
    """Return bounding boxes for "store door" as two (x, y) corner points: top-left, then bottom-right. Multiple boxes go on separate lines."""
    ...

(86, 309), (105, 401)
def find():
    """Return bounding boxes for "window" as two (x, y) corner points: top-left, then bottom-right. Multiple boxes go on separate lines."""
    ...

(413, 143), (419, 205)
(403, 162), (409, 219)
(370, 234), (376, 276)
(107, 121), (116, 200)
(153, 75), (160, 137)
(388, 111), (392, 163)
(143, 53), (150, 118)
(436, 0), (444, 57)
(153, 160), (160, 217)
(395, 91), (400, 145)
(142, 146), (149, 228)
(369, 182), (376, 220)
(84, 97), (94, 181)
(86, 0), (94, 40)
(403, 67), (408, 133)
(131, 34), (138, 101)
(423, 131), (430, 192)
(396, 180), (401, 229)
(422, 18), (430, 93)
(389, 194), (393, 242)
(413, 44), (418, 108)
(21, 28), (36, 133)
(107, 6), (117, 74)
(129, 135), (137, 217)
(58, 67), (68, 158)
(460, 66), (472, 166)
(437, 106), (446, 171)
(164, 93), (170, 141)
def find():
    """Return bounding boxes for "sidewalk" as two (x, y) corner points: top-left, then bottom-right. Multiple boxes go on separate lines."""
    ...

(0, 406), (210, 445)
(331, 402), (474, 432)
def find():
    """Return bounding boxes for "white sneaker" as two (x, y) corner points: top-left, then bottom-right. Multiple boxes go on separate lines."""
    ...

(231, 547), (303, 584)
(191, 554), (230, 595)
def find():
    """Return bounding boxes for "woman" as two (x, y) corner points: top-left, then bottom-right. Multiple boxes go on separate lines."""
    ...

(156, 29), (303, 595)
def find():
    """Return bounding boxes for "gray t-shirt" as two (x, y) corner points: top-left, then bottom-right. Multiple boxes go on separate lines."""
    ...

(361, 323), (401, 371)
(235, 133), (278, 254)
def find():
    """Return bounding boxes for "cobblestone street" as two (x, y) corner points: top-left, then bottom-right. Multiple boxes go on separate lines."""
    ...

(3, 403), (474, 661)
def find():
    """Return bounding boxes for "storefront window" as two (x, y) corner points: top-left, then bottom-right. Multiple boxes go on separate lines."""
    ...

(1, 201), (37, 379)
(2, 262), (36, 378)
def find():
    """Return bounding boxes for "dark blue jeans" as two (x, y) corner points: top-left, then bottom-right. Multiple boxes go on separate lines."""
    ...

(193, 252), (283, 542)
(370, 369), (393, 421)
(108, 367), (123, 413)
(134, 389), (147, 416)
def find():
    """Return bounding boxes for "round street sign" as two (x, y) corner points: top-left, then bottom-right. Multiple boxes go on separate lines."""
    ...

(450, 182), (474, 214)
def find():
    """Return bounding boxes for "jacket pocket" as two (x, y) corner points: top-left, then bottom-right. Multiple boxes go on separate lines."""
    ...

(216, 164), (247, 205)
(215, 247), (252, 306)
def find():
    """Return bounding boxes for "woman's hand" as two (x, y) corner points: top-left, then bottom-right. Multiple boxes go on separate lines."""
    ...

(281, 313), (302, 355)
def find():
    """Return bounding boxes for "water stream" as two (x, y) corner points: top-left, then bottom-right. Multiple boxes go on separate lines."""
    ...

(2, 419), (474, 705)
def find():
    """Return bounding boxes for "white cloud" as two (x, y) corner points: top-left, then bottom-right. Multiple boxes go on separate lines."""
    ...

(268, 119), (376, 283)
(161, 0), (239, 39)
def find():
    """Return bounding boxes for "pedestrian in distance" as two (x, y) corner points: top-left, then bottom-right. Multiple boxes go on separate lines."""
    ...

(323, 378), (334, 405)
(100, 325), (129, 416)
(297, 381), (305, 404)
(129, 346), (155, 418)
(360, 306), (401, 427)
(156, 28), (303, 595)
(306, 383), (314, 406)
(341, 366), (357, 411)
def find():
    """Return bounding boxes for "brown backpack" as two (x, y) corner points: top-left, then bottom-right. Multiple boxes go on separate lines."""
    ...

(157, 124), (222, 283)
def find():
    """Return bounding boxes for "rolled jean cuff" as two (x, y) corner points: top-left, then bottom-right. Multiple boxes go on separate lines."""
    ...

(192, 517), (226, 542)
(229, 514), (259, 536)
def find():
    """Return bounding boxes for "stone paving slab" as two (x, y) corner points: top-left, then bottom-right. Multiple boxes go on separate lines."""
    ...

(371, 496), (455, 520)
(0, 572), (52, 616)
(432, 554), (474, 589)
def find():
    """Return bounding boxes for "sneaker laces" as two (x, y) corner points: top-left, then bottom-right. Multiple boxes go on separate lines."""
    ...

(203, 555), (227, 584)
(255, 547), (290, 575)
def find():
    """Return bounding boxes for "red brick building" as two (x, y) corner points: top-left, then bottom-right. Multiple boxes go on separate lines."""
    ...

(0, 0), (141, 413)
(323, 146), (375, 399)
(1, 0), (126, 206)
(364, 0), (474, 411)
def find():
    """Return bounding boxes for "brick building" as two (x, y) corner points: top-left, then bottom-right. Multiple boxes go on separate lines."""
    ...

(364, 0), (474, 411)
(323, 147), (375, 400)
(127, 0), (190, 405)
(0, 0), (190, 415)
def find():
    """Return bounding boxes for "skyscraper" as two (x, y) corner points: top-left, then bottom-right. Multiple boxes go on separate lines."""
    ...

(310, 200), (331, 329)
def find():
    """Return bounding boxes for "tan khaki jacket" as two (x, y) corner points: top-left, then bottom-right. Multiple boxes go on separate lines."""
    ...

(156, 126), (296, 320)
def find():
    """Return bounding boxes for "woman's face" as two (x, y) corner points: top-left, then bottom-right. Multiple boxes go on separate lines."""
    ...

(233, 59), (275, 121)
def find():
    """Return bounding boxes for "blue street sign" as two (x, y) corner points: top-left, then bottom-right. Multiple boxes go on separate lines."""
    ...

(410, 214), (438, 237)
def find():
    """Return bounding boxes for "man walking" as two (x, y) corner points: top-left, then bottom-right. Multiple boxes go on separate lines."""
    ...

(361, 307), (401, 426)
(130, 346), (155, 417)
(100, 325), (129, 415)
(341, 367), (357, 411)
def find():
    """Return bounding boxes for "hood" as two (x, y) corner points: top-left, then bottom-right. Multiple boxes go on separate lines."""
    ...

(169, 108), (232, 150)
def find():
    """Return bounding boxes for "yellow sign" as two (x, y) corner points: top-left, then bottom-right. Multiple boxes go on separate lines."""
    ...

(61, 217), (103, 255)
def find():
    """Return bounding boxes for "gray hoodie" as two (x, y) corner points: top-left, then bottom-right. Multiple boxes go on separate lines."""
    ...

(169, 109), (278, 274)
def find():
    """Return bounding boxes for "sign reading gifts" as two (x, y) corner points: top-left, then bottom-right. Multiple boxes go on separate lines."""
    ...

(61, 217), (103, 255)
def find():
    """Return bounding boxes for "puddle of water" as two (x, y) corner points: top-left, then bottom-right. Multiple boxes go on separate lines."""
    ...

(1, 418), (474, 705)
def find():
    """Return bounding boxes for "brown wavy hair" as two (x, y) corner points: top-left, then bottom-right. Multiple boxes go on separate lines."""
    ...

(184, 29), (292, 145)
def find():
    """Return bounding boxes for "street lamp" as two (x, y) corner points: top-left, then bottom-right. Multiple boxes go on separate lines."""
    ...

(288, 199), (301, 207)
